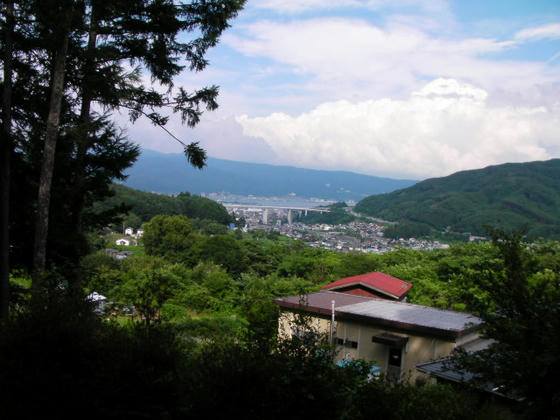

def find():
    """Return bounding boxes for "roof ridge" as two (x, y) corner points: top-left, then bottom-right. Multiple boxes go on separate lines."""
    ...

(338, 298), (481, 318)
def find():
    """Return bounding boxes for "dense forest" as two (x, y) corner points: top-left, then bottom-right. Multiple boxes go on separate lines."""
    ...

(355, 159), (560, 240)
(91, 183), (233, 228)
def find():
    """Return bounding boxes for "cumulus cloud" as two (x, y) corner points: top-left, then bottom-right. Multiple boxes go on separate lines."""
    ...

(224, 17), (550, 103)
(236, 78), (559, 179)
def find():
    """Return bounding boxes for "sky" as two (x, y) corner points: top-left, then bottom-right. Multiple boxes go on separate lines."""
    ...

(124, 0), (560, 180)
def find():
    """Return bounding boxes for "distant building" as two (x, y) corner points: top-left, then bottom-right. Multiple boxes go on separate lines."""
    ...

(322, 272), (412, 301)
(116, 250), (133, 260)
(135, 229), (144, 238)
(115, 238), (130, 246)
(124, 227), (134, 236)
(87, 291), (107, 314)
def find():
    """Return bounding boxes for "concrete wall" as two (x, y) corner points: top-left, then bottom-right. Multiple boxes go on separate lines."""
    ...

(278, 311), (332, 341)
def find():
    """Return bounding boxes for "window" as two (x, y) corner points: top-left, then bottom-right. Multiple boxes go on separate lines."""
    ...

(335, 337), (358, 349)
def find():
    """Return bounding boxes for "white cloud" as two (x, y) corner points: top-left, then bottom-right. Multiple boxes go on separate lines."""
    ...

(515, 23), (560, 42)
(236, 79), (559, 179)
(253, 0), (449, 14)
(225, 17), (549, 103)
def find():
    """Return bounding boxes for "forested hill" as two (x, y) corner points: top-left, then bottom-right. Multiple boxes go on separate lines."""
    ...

(354, 159), (560, 239)
(123, 149), (417, 201)
(92, 184), (232, 226)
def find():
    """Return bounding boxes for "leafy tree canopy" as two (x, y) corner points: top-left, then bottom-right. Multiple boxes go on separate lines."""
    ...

(454, 229), (560, 418)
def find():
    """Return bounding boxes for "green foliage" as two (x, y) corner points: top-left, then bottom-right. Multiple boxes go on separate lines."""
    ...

(182, 262), (237, 312)
(91, 183), (233, 227)
(118, 255), (181, 324)
(14, 228), (554, 417)
(177, 314), (249, 340)
(82, 212), (560, 418)
(85, 217), (560, 321)
(355, 159), (560, 239)
(122, 212), (143, 229)
(142, 214), (196, 263)
(191, 218), (230, 234)
(1, 290), (505, 419)
(454, 229), (560, 418)
(299, 203), (356, 225)
(80, 250), (125, 296)
(346, 380), (503, 420)
(384, 220), (433, 239)
(199, 234), (248, 277)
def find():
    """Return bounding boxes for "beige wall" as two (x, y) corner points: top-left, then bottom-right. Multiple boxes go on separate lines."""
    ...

(278, 311), (332, 341)
(278, 310), (478, 383)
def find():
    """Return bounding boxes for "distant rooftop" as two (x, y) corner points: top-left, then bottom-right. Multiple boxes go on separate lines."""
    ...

(275, 291), (373, 317)
(416, 358), (521, 401)
(275, 291), (481, 340)
(322, 272), (412, 300)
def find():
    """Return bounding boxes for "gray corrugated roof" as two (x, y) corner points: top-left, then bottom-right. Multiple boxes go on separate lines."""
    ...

(416, 359), (474, 383)
(416, 359), (523, 401)
(415, 359), (522, 401)
(275, 291), (482, 338)
(337, 299), (481, 332)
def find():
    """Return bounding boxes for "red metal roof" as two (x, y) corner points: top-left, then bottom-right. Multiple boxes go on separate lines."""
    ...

(322, 272), (412, 300)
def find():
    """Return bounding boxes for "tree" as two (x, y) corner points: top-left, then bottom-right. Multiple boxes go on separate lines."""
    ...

(455, 229), (560, 418)
(0, 0), (245, 313)
(32, 0), (76, 280)
(0, 0), (15, 320)
(143, 214), (198, 263)
(200, 234), (247, 277)
(119, 255), (179, 325)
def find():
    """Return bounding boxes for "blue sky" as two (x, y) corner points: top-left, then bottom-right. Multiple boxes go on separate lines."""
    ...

(127, 0), (560, 179)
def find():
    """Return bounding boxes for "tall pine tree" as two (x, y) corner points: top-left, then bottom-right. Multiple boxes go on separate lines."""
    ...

(0, 0), (245, 313)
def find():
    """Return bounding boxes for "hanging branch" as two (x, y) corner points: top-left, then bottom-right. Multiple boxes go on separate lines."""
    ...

(117, 103), (207, 169)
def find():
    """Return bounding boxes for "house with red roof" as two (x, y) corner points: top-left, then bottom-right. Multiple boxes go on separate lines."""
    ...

(322, 272), (412, 301)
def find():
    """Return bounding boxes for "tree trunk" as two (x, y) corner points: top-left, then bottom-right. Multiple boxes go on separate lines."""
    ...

(32, 4), (73, 286)
(68, 2), (98, 290)
(0, 0), (15, 320)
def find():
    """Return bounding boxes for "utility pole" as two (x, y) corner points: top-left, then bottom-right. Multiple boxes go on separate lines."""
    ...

(330, 300), (335, 343)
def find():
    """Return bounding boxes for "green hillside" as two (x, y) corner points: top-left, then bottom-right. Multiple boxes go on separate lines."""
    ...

(297, 202), (356, 225)
(92, 184), (233, 226)
(354, 159), (560, 239)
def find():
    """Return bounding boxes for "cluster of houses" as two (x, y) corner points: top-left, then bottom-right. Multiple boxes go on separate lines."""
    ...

(114, 227), (144, 247)
(276, 221), (450, 253)
(274, 271), (504, 396)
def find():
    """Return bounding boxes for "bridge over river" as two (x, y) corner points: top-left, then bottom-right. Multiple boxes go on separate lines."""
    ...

(221, 202), (329, 225)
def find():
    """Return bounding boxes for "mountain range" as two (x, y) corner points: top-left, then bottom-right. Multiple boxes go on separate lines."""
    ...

(355, 159), (560, 239)
(123, 149), (417, 201)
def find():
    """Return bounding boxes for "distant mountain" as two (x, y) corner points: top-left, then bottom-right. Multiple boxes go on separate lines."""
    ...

(354, 159), (560, 239)
(123, 149), (417, 201)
